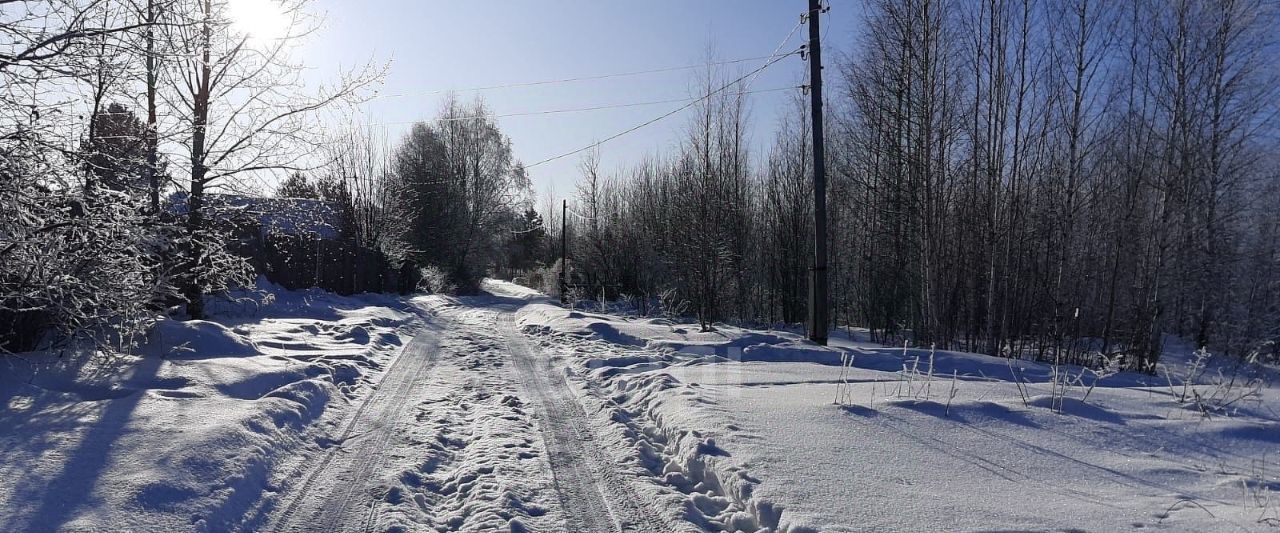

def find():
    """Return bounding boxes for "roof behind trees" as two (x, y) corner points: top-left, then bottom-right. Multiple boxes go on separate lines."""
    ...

(168, 192), (342, 240)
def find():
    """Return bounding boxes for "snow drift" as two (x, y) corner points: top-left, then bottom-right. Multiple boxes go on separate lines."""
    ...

(0, 283), (419, 532)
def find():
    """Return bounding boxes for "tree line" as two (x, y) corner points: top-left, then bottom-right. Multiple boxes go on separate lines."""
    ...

(544, 0), (1280, 368)
(3, 0), (1276, 369)
(0, 0), (540, 357)
(1, 0), (379, 355)
(284, 96), (536, 294)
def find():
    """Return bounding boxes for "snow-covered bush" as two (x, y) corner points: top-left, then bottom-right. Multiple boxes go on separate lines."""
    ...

(1040, 352), (1120, 413)
(1246, 459), (1279, 527)
(833, 351), (856, 406)
(517, 267), (549, 296)
(893, 343), (937, 401)
(1159, 347), (1268, 418)
(656, 287), (690, 320)
(416, 265), (457, 295)
(534, 259), (566, 297)
(0, 136), (167, 356)
(1080, 353), (1122, 403)
(1047, 364), (1073, 413)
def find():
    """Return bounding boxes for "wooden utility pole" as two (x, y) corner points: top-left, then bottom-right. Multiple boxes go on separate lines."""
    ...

(806, 0), (829, 345)
(559, 199), (568, 304)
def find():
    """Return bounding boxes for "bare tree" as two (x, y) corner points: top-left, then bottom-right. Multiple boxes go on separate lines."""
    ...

(164, 0), (379, 317)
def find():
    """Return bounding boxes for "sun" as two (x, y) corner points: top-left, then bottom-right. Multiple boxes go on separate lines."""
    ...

(225, 0), (291, 44)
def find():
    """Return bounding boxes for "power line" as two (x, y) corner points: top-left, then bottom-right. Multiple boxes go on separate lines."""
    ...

(743, 19), (803, 93)
(526, 48), (801, 170)
(356, 86), (799, 128)
(367, 54), (790, 100)
(88, 85), (801, 143)
(563, 204), (590, 219)
(523, 17), (809, 170)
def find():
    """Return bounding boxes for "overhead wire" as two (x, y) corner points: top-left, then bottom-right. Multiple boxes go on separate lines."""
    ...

(743, 19), (803, 93)
(562, 204), (590, 220)
(525, 30), (806, 169)
(821, 1), (833, 49)
(367, 54), (792, 100)
(86, 86), (800, 142)
(356, 86), (799, 128)
(87, 19), (817, 187)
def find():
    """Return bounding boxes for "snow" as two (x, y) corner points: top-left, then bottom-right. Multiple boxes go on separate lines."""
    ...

(0, 281), (418, 532)
(654, 366), (1277, 531)
(517, 294), (1280, 532)
(355, 294), (565, 532)
(3, 278), (1275, 532)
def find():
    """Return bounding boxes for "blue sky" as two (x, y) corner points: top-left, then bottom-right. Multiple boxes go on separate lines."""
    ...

(298, 1), (860, 201)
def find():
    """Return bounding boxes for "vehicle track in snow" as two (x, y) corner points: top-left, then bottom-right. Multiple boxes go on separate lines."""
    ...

(497, 309), (672, 533)
(267, 321), (441, 533)
(264, 293), (672, 532)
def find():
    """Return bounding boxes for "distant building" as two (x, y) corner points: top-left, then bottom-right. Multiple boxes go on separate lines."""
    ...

(166, 192), (415, 294)
(167, 192), (344, 241)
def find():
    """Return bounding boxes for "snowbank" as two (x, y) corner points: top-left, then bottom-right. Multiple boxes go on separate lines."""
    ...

(0, 284), (420, 531)
(518, 298), (1280, 532)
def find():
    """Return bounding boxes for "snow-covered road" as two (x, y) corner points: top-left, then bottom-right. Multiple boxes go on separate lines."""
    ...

(267, 286), (677, 532)
(269, 329), (442, 532)
(501, 306), (672, 533)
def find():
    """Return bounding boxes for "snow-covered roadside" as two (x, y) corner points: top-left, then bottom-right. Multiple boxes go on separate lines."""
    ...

(518, 302), (817, 532)
(0, 282), (420, 532)
(516, 297), (1280, 532)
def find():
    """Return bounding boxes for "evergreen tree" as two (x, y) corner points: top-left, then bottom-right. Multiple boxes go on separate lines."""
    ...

(82, 103), (150, 197)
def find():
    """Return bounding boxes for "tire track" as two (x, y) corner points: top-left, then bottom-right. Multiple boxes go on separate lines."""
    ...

(499, 311), (671, 533)
(268, 324), (441, 533)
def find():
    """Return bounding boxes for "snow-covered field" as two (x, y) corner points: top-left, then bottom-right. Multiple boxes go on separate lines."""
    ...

(517, 295), (1280, 532)
(3, 279), (1276, 532)
(0, 283), (420, 531)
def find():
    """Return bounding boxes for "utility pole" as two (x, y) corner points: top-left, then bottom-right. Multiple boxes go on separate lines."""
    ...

(559, 199), (568, 305)
(806, 0), (829, 345)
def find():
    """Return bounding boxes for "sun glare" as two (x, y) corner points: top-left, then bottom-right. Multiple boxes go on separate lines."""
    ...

(225, 0), (291, 43)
